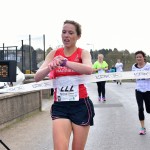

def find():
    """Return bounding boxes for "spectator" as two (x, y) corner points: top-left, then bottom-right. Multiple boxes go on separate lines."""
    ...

(110, 65), (116, 82)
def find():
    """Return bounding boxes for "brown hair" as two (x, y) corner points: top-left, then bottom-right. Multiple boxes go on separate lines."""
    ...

(135, 50), (146, 61)
(64, 20), (82, 36)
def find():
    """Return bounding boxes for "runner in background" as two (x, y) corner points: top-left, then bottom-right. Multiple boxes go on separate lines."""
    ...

(132, 50), (150, 135)
(34, 20), (95, 150)
(115, 59), (123, 85)
(93, 54), (108, 102)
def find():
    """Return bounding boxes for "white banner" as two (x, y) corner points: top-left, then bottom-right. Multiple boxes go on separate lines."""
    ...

(0, 71), (150, 93)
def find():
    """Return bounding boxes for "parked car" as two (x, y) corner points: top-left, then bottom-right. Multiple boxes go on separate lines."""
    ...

(0, 67), (25, 89)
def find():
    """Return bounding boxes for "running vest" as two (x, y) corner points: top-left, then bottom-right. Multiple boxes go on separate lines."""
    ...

(132, 62), (150, 92)
(52, 47), (88, 101)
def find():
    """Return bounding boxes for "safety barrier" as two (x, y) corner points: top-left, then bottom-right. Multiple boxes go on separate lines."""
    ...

(0, 89), (51, 129)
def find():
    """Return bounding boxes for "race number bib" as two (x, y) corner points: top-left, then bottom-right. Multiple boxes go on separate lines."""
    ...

(98, 69), (105, 74)
(57, 85), (79, 101)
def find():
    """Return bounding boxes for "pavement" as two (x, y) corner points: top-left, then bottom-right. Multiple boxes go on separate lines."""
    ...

(0, 82), (150, 150)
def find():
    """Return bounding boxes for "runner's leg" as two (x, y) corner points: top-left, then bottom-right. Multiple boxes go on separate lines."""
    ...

(72, 123), (90, 150)
(144, 91), (150, 114)
(52, 119), (72, 150)
(135, 90), (145, 127)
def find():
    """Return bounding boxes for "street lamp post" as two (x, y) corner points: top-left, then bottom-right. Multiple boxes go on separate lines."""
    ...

(86, 43), (94, 51)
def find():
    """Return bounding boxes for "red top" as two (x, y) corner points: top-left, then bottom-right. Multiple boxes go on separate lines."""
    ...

(52, 47), (88, 101)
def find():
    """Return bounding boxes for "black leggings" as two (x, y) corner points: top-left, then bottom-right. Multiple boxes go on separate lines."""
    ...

(96, 81), (106, 98)
(135, 90), (150, 121)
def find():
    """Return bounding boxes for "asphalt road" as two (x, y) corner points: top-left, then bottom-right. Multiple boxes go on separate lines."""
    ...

(1, 82), (150, 150)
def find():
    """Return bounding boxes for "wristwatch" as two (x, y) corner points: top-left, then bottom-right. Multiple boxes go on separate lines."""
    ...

(61, 58), (68, 67)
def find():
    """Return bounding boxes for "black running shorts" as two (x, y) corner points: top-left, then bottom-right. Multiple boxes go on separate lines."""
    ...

(50, 97), (95, 126)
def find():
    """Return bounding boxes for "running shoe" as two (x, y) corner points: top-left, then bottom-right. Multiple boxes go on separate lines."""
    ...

(139, 128), (146, 135)
(102, 97), (106, 102)
(98, 97), (101, 101)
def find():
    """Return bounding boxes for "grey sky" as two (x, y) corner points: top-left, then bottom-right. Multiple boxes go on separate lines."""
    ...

(0, 0), (150, 55)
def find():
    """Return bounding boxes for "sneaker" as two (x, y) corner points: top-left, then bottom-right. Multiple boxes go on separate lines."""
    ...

(139, 128), (146, 135)
(102, 97), (106, 102)
(98, 97), (101, 101)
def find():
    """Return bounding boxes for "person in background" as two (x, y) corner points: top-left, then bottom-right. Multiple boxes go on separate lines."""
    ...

(132, 50), (150, 135)
(115, 59), (123, 85)
(34, 20), (95, 150)
(93, 54), (108, 102)
(110, 65), (116, 82)
(49, 71), (54, 96)
(110, 65), (116, 73)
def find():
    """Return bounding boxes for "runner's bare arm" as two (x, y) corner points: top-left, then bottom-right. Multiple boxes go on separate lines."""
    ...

(65, 49), (93, 75)
(34, 50), (56, 82)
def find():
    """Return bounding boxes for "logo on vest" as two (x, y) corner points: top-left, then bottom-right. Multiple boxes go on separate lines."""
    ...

(60, 86), (74, 92)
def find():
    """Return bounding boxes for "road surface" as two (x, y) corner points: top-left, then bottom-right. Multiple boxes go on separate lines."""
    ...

(1, 82), (150, 150)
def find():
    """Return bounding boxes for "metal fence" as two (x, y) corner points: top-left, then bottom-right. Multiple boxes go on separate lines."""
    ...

(0, 35), (46, 74)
